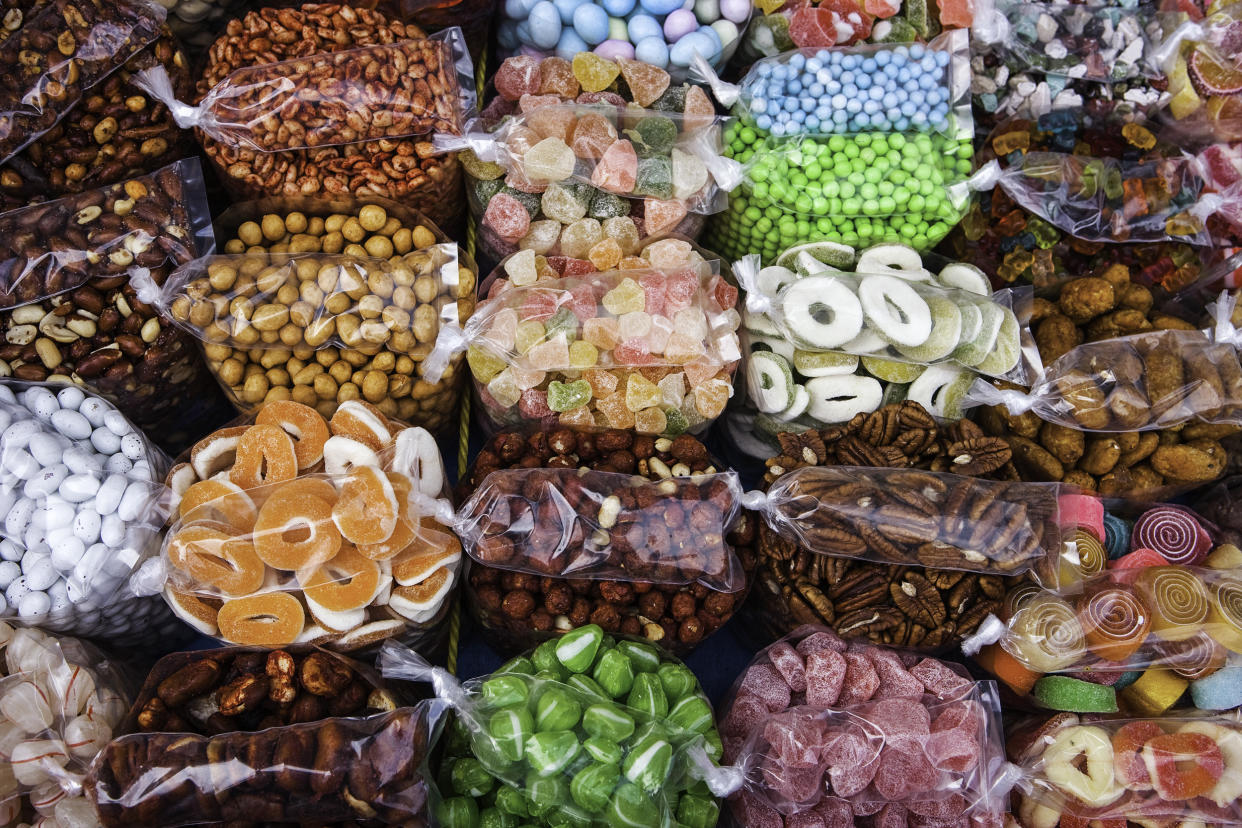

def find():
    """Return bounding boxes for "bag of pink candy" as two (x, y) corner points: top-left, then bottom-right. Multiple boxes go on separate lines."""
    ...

(720, 625), (1018, 828)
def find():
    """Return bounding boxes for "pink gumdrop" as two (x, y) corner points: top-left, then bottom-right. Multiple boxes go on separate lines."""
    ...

(638, 272), (667, 318)
(865, 0), (901, 17)
(483, 193), (531, 241)
(852, 797), (884, 817)
(867, 649), (925, 700)
(931, 700), (984, 739)
(764, 709), (826, 769)
(824, 727), (880, 797)
(520, 291), (557, 321)
(561, 258), (597, 277)
(708, 273), (740, 313)
(925, 728), (982, 773)
(577, 90), (627, 106)
(505, 169), (548, 194)
(613, 337), (653, 366)
(664, 269), (698, 313)
(838, 652), (881, 706)
(769, 641), (808, 693)
(806, 649), (846, 708)
(740, 664), (793, 713)
(798, 630), (847, 656)
(872, 745), (940, 800)
(814, 796), (855, 828)
(567, 284), (598, 321)
(910, 658), (973, 701)
(862, 697), (932, 741)
(518, 93), (562, 113)
(722, 694), (769, 738)
(789, 813), (827, 828)
(877, 803), (908, 828)
(908, 792), (968, 820)
(494, 55), (541, 101)
(732, 791), (783, 828)
(590, 139), (638, 194)
(519, 388), (554, 419)
(763, 756), (824, 806)
(722, 735), (746, 764)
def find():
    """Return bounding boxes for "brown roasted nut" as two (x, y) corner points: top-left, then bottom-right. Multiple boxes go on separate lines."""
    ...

(266, 650), (297, 705)
(216, 674), (269, 716)
(1006, 435), (1064, 482)
(1039, 422), (1084, 466)
(1034, 314), (1083, 364)
(1079, 436), (1122, 476)
(157, 659), (222, 707)
(1151, 440), (1227, 484)
(1108, 384), (1151, 429)
(1058, 277), (1115, 323)
(300, 652), (354, 697)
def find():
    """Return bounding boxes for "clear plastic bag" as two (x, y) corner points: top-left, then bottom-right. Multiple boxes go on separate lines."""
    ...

(1010, 713), (1242, 826)
(380, 629), (739, 828)
(720, 626), (1014, 828)
(0, 622), (131, 828)
(0, 0), (167, 166)
(138, 399), (461, 653)
(456, 467), (746, 591)
(135, 30), (475, 154)
(428, 267), (742, 436)
(444, 103), (739, 215)
(1151, 1), (1242, 142)
(0, 380), (185, 648)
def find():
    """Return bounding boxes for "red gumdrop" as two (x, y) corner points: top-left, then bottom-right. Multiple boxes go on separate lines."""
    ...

(520, 291), (558, 322)
(577, 91), (627, 106)
(613, 337), (654, 366)
(824, 727), (880, 797)
(851, 797), (884, 817)
(814, 796), (854, 828)
(740, 663), (794, 713)
(764, 708), (827, 769)
(1142, 732), (1224, 801)
(909, 815), (969, 828)
(860, 698), (931, 752)
(663, 269), (699, 314)
(708, 273), (740, 313)
(561, 258), (597, 278)
(494, 55), (542, 101)
(873, 745), (940, 800)
(798, 630), (848, 656)
(722, 735), (746, 764)
(732, 791), (783, 828)
(790, 0), (873, 47)
(638, 272), (668, 318)
(907, 792), (968, 819)
(769, 640), (809, 693)
(868, 649), (926, 700)
(931, 700), (985, 740)
(838, 652), (882, 706)
(567, 284), (598, 321)
(643, 198), (688, 236)
(864, 0), (901, 18)
(762, 755), (825, 805)
(519, 388), (553, 419)
(1113, 720), (1165, 791)
(722, 694), (769, 738)
(911, 658), (973, 701)
(806, 649), (847, 708)
(877, 802), (908, 828)
(483, 193), (531, 241)
(504, 169), (548, 194)
(481, 95), (517, 124)
(925, 727), (982, 772)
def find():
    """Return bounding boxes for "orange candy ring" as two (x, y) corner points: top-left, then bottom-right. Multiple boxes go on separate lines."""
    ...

(388, 565), (455, 621)
(357, 473), (417, 561)
(1078, 587), (1152, 663)
(329, 399), (392, 450)
(216, 592), (305, 646)
(1135, 566), (1210, 641)
(332, 465), (399, 546)
(390, 529), (462, 585)
(1141, 731), (1225, 801)
(189, 425), (248, 481)
(167, 523), (265, 598)
(300, 545), (385, 613)
(164, 586), (220, 636)
(178, 479), (258, 533)
(1112, 720), (1165, 791)
(256, 400), (330, 470)
(252, 485), (342, 571)
(232, 424), (299, 490)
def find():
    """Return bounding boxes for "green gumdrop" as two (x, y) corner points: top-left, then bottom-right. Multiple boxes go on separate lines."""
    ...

(633, 156), (672, 199)
(436, 796), (480, 828)
(499, 656), (536, 675)
(480, 806), (518, 828)
(583, 736), (623, 765)
(589, 189), (631, 219)
(878, 16), (919, 42)
(606, 782), (659, 828)
(501, 186), (541, 218)
(472, 177), (505, 209)
(566, 673), (609, 701)
(703, 729), (724, 762)
(468, 345), (507, 382)
(667, 696), (713, 734)
(663, 407), (688, 436)
(452, 757), (495, 797)
(489, 706), (534, 762)
(447, 716), (472, 754)
(548, 804), (594, 828)
(525, 731), (581, 777)
(536, 686), (583, 731)
(650, 84), (686, 113)
(495, 787), (530, 817)
(626, 672), (669, 719)
(656, 663), (697, 703)
(593, 649), (636, 698)
(482, 675), (530, 708)
(621, 731), (673, 793)
(583, 703), (636, 742)
(570, 762), (621, 814)
(631, 116), (678, 155)
(542, 182), (589, 225)
(616, 640), (661, 674)
(556, 624), (604, 672)
(546, 307), (579, 343)
(768, 13), (794, 51)
(677, 795), (720, 828)
(548, 379), (593, 412)
(896, 295), (963, 363)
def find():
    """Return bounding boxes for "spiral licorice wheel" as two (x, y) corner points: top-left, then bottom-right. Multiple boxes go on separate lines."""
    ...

(1006, 594), (1086, 672)
(1207, 574), (1242, 654)
(1079, 586), (1151, 663)
(1003, 581), (1046, 620)
(1132, 506), (1212, 566)
(1156, 632), (1226, 681)
(1135, 567), (1210, 642)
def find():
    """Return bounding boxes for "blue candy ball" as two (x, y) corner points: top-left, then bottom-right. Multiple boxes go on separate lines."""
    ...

(572, 4), (610, 43)
(552, 0), (583, 23)
(516, 19), (533, 43)
(602, 0), (637, 14)
(527, 1), (562, 48)
(634, 36), (670, 67)
(640, 0), (683, 14)
(627, 12), (663, 42)
(555, 28), (589, 58)
(668, 30), (715, 66)
(504, 0), (538, 18)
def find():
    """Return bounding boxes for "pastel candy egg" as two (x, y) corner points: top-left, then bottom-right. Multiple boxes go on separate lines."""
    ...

(635, 36), (669, 66)
(553, 0), (583, 23)
(627, 13), (663, 42)
(0, 562), (19, 590)
(694, 0), (719, 21)
(640, 0), (682, 13)
(711, 19), (738, 48)
(54, 386), (84, 411)
(77, 399), (107, 426)
(25, 389), (57, 422)
(572, 3), (610, 44)
(27, 433), (67, 467)
(609, 16), (628, 39)
(556, 29), (589, 58)
(102, 410), (129, 437)
(527, 1), (562, 48)
(664, 8), (697, 39)
(23, 558), (56, 592)
(17, 590), (49, 619)
(505, 0), (538, 16)
(669, 30), (717, 66)
(604, 0), (635, 13)
(594, 39), (635, 60)
(720, 0), (748, 22)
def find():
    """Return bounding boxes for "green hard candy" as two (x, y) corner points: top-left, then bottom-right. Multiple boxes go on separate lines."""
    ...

(621, 729), (672, 793)
(480, 807), (519, 828)
(677, 795), (719, 828)
(668, 696), (713, 734)
(570, 762), (620, 813)
(451, 757), (494, 797)
(547, 379), (593, 412)
(626, 672), (668, 719)
(583, 736), (623, 765)
(535, 687), (583, 731)
(489, 706), (534, 762)
(556, 625), (604, 673)
(593, 649), (635, 698)
(566, 674), (608, 701)
(526, 771), (569, 812)
(499, 656), (536, 675)
(532, 639), (569, 682)
(633, 156), (672, 199)
(656, 663), (696, 702)
(495, 787), (530, 817)
(583, 703), (635, 742)
(482, 675), (530, 708)
(606, 782), (659, 828)
(437, 796), (480, 828)
(546, 804), (593, 828)
(650, 84), (686, 113)
(616, 640), (660, 674)
(589, 189), (631, 219)
(525, 731), (580, 777)
(703, 729), (724, 762)
(501, 186), (542, 219)
(663, 406), (688, 436)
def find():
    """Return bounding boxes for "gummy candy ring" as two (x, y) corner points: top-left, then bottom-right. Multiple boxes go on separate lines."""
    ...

(1207, 574), (1242, 654)
(1135, 567), (1210, 641)
(255, 400), (330, 470)
(391, 529), (462, 585)
(177, 479), (257, 533)
(389, 565), (456, 622)
(189, 426), (247, 481)
(164, 585), (219, 636)
(778, 277), (863, 350)
(393, 426), (445, 498)
(1112, 720), (1164, 791)
(1042, 725), (1124, 807)
(1006, 594), (1087, 672)
(300, 544), (385, 613)
(252, 486), (342, 571)
(331, 465), (399, 546)
(356, 473), (422, 561)
(324, 435), (382, 477)
(216, 591), (305, 647)
(329, 400), (393, 452)
(1177, 722), (1242, 807)
(1141, 732), (1224, 801)
(231, 424), (299, 490)
(1079, 587), (1151, 663)
(858, 274), (934, 348)
(167, 523), (265, 598)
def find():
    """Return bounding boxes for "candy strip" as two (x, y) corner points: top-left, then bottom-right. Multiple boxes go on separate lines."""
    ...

(1156, 633), (1227, 681)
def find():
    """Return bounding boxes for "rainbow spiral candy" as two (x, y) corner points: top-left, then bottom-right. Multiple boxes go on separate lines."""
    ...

(1132, 506), (1211, 566)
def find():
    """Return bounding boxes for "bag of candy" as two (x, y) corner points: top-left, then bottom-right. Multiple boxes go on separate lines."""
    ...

(720, 626), (1015, 828)
(89, 645), (440, 828)
(1008, 712), (1242, 828)
(380, 627), (741, 828)
(426, 266), (742, 437)
(1151, 0), (1242, 141)
(133, 399), (461, 653)
(0, 380), (190, 649)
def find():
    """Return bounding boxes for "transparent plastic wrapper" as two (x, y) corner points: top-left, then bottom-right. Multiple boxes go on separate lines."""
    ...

(1009, 713), (1242, 827)
(0, 380), (186, 649)
(460, 427), (759, 656)
(427, 268), (742, 437)
(720, 626), (1015, 828)
(735, 252), (1033, 386)
(0, 158), (220, 447)
(693, 32), (972, 140)
(455, 467), (747, 591)
(380, 628), (740, 828)
(135, 399), (461, 653)
(445, 103), (738, 215)
(183, 197), (478, 433)
(0, 0), (167, 166)
(1153, 0), (1242, 141)
(0, 622), (131, 828)
(135, 31), (473, 155)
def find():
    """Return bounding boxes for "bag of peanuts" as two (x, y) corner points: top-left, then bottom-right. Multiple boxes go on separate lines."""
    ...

(141, 196), (477, 434)
(0, 380), (194, 650)
(136, 399), (462, 654)
(379, 631), (741, 828)
(458, 427), (759, 655)
(87, 645), (442, 828)
(720, 626), (1015, 828)
(426, 265), (742, 437)
(0, 158), (223, 450)
(0, 622), (132, 828)
(1008, 712), (1242, 828)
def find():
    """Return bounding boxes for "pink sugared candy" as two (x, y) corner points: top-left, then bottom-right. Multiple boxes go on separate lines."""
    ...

(925, 727), (981, 773)
(764, 709), (826, 769)
(907, 792), (968, 819)
(708, 273), (739, 312)
(824, 727), (880, 797)
(910, 658), (972, 701)
(931, 700), (984, 740)
(519, 388), (553, 419)
(722, 694), (769, 738)
(613, 337), (653, 366)
(483, 193), (531, 241)
(789, 813), (827, 828)
(877, 803), (908, 828)
(643, 197), (688, 235)
(590, 139), (638, 193)
(837, 652), (881, 706)
(872, 745), (940, 800)
(739, 664), (792, 713)
(815, 797), (855, 828)
(567, 284), (598, 321)
(867, 649), (925, 700)
(862, 697), (931, 742)
(495, 55), (541, 101)
(732, 791), (783, 828)
(864, 0), (900, 17)
(638, 272), (667, 317)
(939, 0), (975, 28)
(805, 649), (846, 708)
(762, 756), (824, 805)
(797, 630), (847, 656)
(768, 641), (808, 693)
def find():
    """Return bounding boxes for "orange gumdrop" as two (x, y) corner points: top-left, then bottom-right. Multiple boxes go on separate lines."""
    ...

(167, 523), (265, 598)
(178, 479), (258, 532)
(253, 486), (342, 571)
(232, 424), (299, 490)
(390, 524), (462, 585)
(300, 545), (383, 612)
(256, 400), (330, 470)
(357, 473), (416, 561)
(332, 466), (398, 546)
(1113, 721), (1165, 791)
(1142, 732), (1225, 801)
(216, 592), (305, 646)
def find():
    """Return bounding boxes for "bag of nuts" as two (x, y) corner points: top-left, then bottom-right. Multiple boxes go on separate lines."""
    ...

(198, 4), (471, 235)
(0, 158), (225, 451)
(460, 427), (759, 656)
(148, 196), (477, 433)
(88, 645), (442, 828)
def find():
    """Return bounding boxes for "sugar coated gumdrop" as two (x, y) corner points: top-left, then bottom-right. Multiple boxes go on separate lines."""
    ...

(625, 373), (663, 411)
(519, 219), (561, 255)
(618, 58), (671, 107)
(643, 198), (688, 235)
(1142, 732), (1224, 801)
(683, 84), (716, 132)
(1114, 720), (1164, 790)
(483, 193), (532, 241)
(523, 137), (576, 182)
(739, 663), (792, 712)
(603, 277), (646, 315)
(634, 406), (668, 435)
(634, 157), (673, 199)
(584, 317), (621, 350)
(560, 218), (604, 259)
(519, 388), (554, 419)
(542, 182), (589, 224)
(602, 216), (640, 254)
(572, 53), (622, 93)
(693, 377), (729, 418)
(591, 140), (639, 194)
(589, 239), (624, 270)
(671, 148), (710, 202)
(495, 55), (542, 101)
(547, 379), (593, 412)
(539, 56), (581, 98)
(571, 113), (619, 160)
(597, 393), (635, 428)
